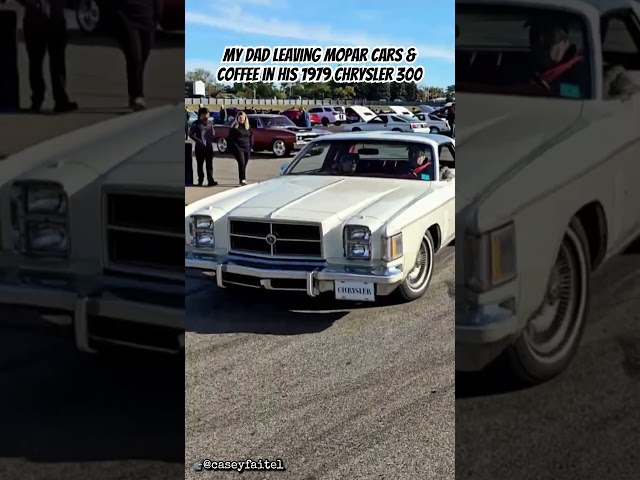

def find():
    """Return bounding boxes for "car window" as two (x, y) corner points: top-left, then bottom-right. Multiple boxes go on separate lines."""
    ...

(324, 107), (333, 112)
(391, 116), (405, 122)
(334, 107), (345, 112)
(601, 10), (640, 70)
(457, 4), (593, 99)
(378, 115), (389, 122)
(309, 108), (321, 113)
(249, 118), (259, 128)
(439, 144), (455, 170)
(287, 140), (435, 181)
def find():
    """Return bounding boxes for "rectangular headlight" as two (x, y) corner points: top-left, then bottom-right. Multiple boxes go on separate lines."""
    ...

(382, 233), (403, 262)
(190, 215), (214, 248)
(11, 181), (68, 215)
(344, 225), (372, 259)
(11, 181), (69, 257)
(27, 223), (69, 254)
(466, 222), (516, 292)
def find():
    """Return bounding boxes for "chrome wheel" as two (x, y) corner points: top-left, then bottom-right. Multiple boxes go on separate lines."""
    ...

(405, 234), (434, 293)
(272, 139), (286, 157)
(217, 137), (227, 153)
(430, 127), (440, 133)
(523, 229), (588, 365)
(76, 0), (101, 33)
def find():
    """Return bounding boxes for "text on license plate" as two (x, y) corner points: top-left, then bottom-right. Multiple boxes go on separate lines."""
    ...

(334, 281), (375, 302)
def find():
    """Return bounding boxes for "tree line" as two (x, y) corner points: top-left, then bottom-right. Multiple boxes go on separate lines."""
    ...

(185, 69), (454, 101)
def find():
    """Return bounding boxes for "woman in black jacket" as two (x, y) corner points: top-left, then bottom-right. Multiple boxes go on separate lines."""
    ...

(228, 111), (253, 186)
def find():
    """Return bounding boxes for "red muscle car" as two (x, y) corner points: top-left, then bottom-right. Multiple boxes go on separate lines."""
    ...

(214, 114), (330, 158)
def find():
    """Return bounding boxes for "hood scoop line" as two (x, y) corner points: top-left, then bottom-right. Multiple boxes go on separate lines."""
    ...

(269, 178), (345, 218)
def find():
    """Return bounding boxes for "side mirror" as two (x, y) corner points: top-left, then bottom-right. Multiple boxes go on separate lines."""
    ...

(279, 162), (290, 176)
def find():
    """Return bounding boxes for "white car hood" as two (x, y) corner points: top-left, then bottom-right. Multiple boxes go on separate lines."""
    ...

(455, 94), (584, 213)
(0, 104), (180, 195)
(194, 175), (430, 226)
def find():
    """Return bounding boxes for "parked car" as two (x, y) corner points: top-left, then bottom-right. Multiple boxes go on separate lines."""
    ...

(345, 106), (379, 123)
(214, 114), (331, 157)
(281, 109), (320, 127)
(456, 0), (640, 384)
(72, 0), (184, 34)
(345, 113), (431, 133)
(307, 106), (348, 126)
(411, 113), (451, 133)
(0, 104), (184, 354)
(185, 132), (455, 303)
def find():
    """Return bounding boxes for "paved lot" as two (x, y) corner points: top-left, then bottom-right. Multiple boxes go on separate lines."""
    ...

(456, 239), (640, 480)
(185, 159), (456, 479)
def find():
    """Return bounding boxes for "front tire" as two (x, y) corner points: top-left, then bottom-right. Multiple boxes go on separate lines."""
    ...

(322, 118), (330, 127)
(397, 231), (435, 302)
(76, 0), (105, 34)
(430, 127), (440, 133)
(506, 218), (591, 384)
(217, 137), (228, 154)
(271, 139), (288, 157)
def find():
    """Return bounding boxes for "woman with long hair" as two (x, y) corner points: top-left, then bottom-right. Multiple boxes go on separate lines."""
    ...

(228, 111), (253, 186)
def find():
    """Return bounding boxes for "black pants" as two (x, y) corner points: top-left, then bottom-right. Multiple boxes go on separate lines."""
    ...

(23, 17), (69, 106)
(234, 148), (251, 182)
(114, 25), (154, 100)
(195, 148), (214, 185)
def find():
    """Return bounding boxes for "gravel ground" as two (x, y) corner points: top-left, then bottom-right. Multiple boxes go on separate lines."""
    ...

(456, 238), (640, 480)
(185, 246), (455, 479)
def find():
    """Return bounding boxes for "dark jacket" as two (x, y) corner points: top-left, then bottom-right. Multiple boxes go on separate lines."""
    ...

(228, 124), (253, 152)
(110, 0), (162, 31)
(189, 119), (215, 151)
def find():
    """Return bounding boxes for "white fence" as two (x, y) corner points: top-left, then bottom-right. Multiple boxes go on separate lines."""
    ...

(184, 98), (444, 107)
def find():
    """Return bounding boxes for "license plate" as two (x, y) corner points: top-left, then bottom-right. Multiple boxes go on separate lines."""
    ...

(334, 281), (375, 302)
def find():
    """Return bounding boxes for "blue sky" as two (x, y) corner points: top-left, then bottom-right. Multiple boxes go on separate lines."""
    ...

(185, 0), (454, 88)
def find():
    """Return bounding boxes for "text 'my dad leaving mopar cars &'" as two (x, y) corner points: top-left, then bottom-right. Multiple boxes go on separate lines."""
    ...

(186, 131), (455, 304)
(0, 105), (184, 354)
(457, 0), (640, 384)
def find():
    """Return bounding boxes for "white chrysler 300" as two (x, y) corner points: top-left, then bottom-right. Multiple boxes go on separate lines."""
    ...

(457, 0), (640, 383)
(0, 105), (184, 353)
(185, 132), (455, 303)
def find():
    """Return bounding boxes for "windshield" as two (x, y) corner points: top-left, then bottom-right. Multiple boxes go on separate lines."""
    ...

(260, 116), (296, 127)
(286, 140), (436, 181)
(457, 4), (593, 99)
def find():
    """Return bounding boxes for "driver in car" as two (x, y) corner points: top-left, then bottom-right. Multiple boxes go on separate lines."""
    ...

(336, 152), (358, 175)
(529, 20), (586, 94)
(397, 146), (431, 179)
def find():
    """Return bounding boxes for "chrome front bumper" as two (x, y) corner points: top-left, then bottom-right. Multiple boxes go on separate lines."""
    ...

(186, 252), (405, 297)
(0, 270), (183, 354)
(455, 298), (520, 371)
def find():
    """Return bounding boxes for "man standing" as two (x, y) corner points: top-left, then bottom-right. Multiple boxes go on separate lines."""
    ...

(109, 0), (162, 111)
(447, 104), (455, 137)
(20, 0), (77, 113)
(189, 107), (218, 187)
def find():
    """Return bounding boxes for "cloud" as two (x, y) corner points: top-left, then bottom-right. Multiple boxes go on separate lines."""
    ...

(185, 8), (454, 62)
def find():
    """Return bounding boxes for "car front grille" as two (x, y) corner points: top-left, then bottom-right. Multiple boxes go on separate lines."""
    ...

(105, 191), (183, 275)
(229, 219), (322, 258)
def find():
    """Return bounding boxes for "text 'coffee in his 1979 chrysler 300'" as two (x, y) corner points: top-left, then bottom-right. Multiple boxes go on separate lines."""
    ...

(456, 0), (640, 384)
(0, 104), (185, 354)
(185, 131), (455, 303)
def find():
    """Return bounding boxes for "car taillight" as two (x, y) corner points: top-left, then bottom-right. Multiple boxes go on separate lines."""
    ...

(410, 123), (418, 129)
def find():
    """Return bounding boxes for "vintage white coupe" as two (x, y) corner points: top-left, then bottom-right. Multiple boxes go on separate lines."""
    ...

(456, 0), (640, 383)
(185, 132), (455, 303)
(0, 105), (184, 354)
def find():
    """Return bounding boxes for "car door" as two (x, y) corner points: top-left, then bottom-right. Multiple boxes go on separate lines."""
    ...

(249, 117), (266, 150)
(601, 9), (640, 239)
(438, 143), (456, 239)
